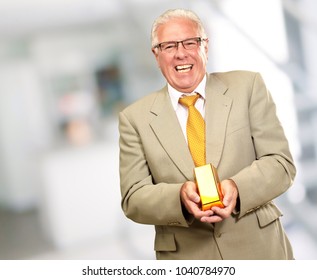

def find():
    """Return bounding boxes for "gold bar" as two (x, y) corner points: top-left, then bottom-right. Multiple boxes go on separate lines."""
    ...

(194, 164), (224, 211)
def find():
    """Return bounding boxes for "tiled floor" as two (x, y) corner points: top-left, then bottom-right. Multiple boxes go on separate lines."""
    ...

(0, 209), (54, 260)
(0, 207), (155, 260)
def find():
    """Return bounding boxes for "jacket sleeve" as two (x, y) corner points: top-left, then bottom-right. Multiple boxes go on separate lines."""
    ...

(230, 73), (296, 218)
(118, 110), (189, 227)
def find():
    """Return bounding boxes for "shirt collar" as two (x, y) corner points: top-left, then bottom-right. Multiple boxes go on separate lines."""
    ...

(168, 74), (207, 111)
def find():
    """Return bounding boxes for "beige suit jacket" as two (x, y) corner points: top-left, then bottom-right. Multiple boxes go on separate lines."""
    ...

(119, 71), (296, 259)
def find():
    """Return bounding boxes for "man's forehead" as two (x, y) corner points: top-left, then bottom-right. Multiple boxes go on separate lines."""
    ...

(157, 18), (198, 41)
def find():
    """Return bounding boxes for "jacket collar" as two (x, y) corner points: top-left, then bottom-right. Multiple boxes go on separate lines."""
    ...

(149, 73), (232, 180)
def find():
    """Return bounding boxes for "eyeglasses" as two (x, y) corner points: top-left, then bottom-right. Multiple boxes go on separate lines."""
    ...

(154, 37), (206, 53)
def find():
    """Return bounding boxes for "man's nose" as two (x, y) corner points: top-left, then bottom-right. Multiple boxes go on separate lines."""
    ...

(175, 42), (188, 57)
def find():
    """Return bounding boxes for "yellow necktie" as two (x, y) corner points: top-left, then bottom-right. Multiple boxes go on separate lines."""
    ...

(179, 94), (206, 167)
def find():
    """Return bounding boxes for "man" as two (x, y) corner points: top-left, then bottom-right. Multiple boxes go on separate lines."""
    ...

(119, 9), (296, 259)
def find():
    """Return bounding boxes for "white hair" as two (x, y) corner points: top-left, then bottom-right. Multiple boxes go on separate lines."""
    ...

(151, 9), (208, 48)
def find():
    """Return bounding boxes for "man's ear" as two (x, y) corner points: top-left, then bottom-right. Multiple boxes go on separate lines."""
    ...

(204, 39), (209, 55)
(152, 47), (158, 57)
(203, 39), (209, 62)
(152, 48), (160, 66)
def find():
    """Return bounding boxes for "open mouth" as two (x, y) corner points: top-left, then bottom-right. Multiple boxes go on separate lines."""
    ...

(175, 64), (193, 73)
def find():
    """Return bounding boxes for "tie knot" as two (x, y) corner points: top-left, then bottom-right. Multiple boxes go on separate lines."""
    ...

(179, 94), (200, 108)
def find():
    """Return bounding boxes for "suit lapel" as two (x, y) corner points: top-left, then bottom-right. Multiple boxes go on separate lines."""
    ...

(205, 74), (232, 168)
(149, 88), (195, 181)
(148, 74), (232, 179)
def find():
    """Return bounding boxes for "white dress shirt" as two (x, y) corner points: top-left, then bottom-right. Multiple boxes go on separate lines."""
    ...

(168, 75), (207, 141)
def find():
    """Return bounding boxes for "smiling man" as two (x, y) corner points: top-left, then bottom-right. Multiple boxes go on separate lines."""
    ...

(119, 9), (296, 260)
(152, 16), (208, 93)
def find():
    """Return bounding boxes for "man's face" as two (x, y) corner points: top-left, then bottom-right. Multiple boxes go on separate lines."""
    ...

(152, 18), (208, 93)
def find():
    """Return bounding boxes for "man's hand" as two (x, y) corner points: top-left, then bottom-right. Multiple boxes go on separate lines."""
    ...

(201, 179), (239, 223)
(180, 181), (214, 220)
(180, 179), (239, 223)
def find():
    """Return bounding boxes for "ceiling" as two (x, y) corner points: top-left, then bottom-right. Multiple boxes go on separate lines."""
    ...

(0, 0), (171, 38)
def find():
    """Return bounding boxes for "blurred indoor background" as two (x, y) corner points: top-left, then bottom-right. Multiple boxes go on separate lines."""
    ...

(0, 0), (316, 260)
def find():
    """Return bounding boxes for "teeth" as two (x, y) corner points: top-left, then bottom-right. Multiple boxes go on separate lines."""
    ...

(176, 65), (193, 72)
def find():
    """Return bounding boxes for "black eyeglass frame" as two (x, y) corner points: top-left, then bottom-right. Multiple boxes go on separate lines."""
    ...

(153, 37), (207, 52)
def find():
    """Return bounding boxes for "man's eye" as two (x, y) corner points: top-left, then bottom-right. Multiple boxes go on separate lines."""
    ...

(184, 41), (197, 47)
(163, 44), (175, 50)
